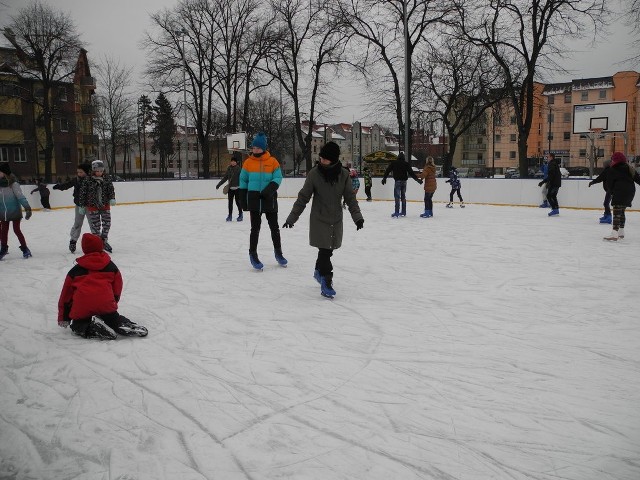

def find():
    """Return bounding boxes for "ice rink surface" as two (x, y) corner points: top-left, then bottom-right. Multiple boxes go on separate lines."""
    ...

(1, 198), (639, 480)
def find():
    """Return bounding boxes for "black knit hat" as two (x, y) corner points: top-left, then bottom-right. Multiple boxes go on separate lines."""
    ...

(0, 163), (11, 175)
(78, 162), (91, 174)
(319, 142), (340, 163)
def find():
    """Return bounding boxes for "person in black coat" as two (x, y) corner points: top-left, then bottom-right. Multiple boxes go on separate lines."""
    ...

(53, 163), (91, 252)
(603, 152), (637, 241)
(538, 152), (562, 216)
(381, 152), (422, 217)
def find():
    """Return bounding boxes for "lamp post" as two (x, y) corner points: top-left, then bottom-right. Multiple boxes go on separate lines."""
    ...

(176, 28), (188, 179)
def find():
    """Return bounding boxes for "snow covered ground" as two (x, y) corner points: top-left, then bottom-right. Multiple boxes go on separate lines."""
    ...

(1, 198), (639, 480)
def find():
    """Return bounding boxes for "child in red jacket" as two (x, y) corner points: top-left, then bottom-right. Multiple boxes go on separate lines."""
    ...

(57, 233), (147, 339)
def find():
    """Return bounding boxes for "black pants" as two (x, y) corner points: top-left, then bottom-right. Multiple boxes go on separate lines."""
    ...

(41, 196), (51, 209)
(315, 248), (333, 281)
(228, 189), (241, 216)
(365, 185), (372, 200)
(70, 311), (121, 336)
(603, 191), (612, 216)
(546, 187), (559, 210)
(449, 188), (463, 202)
(424, 191), (434, 210)
(249, 210), (281, 253)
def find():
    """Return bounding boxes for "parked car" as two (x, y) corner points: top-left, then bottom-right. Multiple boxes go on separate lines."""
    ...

(474, 168), (492, 178)
(504, 167), (520, 179)
(456, 167), (471, 178)
(565, 166), (590, 177)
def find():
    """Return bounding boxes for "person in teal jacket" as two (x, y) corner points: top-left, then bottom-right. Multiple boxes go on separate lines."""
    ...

(238, 132), (285, 270)
(0, 163), (33, 259)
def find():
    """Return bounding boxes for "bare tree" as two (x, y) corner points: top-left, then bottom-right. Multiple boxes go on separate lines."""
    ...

(3, 0), (82, 181)
(336, 0), (454, 159)
(623, 0), (640, 64)
(94, 56), (135, 174)
(414, 36), (505, 173)
(455, 0), (609, 175)
(266, 0), (351, 172)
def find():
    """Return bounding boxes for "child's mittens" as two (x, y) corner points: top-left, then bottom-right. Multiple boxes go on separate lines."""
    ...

(58, 320), (70, 328)
(109, 199), (116, 206)
(78, 207), (86, 215)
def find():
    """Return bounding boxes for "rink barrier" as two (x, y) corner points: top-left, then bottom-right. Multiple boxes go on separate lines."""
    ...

(32, 177), (636, 212)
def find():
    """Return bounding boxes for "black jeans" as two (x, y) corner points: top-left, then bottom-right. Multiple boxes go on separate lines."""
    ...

(70, 311), (121, 336)
(249, 210), (281, 253)
(228, 189), (241, 216)
(315, 248), (334, 281)
(546, 187), (560, 210)
(449, 188), (463, 202)
(365, 185), (372, 200)
(423, 191), (434, 210)
(603, 191), (612, 216)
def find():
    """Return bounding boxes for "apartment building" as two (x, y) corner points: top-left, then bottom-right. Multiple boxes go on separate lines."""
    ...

(0, 46), (97, 181)
(456, 71), (640, 173)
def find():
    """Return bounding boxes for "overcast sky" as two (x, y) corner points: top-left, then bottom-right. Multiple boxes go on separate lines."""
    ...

(1, 0), (637, 125)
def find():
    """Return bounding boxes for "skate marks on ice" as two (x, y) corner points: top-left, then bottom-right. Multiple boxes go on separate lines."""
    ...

(1, 201), (640, 479)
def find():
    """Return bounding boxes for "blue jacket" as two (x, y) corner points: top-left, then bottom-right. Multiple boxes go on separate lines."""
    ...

(0, 175), (31, 221)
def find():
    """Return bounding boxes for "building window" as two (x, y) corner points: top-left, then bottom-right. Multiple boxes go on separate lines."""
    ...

(15, 146), (26, 163)
(0, 146), (8, 162)
(597, 148), (604, 157)
(509, 151), (516, 159)
(564, 93), (571, 103)
(495, 134), (501, 143)
(495, 151), (501, 159)
(581, 91), (588, 101)
(548, 95), (555, 104)
(579, 149), (586, 157)
(168, 158), (174, 168)
(563, 112), (571, 123)
(58, 88), (68, 102)
(563, 131), (570, 140)
(548, 133), (554, 140)
(477, 137), (483, 144)
(599, 89), (607, 99)
(547, 113), (554, 123)
(510, 134), (517, 142)
(58, 118), (69, 132)
(151, 159), (157, 169)
(510, 116), (517, 125)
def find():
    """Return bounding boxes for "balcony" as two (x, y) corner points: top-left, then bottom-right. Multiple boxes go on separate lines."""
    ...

(462, 143), (487, 151)
(81, 104), (96, 115)
(80, 77), (96, 88)
(83, 134), (99, 145)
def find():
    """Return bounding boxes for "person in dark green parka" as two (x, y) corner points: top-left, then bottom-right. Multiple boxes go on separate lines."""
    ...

(283, 142), (364, 298)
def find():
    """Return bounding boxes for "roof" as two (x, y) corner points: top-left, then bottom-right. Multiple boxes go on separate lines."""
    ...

(571, 76), (614, 91)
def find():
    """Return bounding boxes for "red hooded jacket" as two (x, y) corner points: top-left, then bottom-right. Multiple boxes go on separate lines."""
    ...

(57, 233), (123, 323)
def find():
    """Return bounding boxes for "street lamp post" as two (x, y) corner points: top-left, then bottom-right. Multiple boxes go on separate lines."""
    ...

(176, 28), (188, 179)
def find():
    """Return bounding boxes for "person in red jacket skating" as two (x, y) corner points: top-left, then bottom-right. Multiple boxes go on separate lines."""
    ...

(57, 233), (147, 339)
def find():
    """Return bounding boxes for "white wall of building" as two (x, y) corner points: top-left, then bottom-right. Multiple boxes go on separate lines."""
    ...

(37, 178), (626, 211)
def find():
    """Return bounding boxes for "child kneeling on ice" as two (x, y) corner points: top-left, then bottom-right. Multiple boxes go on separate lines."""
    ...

(57, 233), (147, 339)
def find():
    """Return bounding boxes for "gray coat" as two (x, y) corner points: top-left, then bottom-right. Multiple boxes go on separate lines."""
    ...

(286, 165), (363, 249)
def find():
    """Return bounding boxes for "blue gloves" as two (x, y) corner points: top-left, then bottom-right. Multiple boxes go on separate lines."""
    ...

(109, 199), (116, 206)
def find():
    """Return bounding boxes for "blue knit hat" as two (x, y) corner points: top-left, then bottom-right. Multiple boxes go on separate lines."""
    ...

(251, 132), (267, 151)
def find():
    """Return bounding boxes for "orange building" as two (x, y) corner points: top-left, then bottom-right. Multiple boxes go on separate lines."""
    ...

(457, 71), (640, 174)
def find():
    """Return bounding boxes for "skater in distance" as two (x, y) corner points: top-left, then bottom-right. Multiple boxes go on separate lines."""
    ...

(57, 233), (148, 339)
(537, 152), (561, 216)
(283, 141), (364, 299)
(0, 162), (33, 260)
(53, 162), (91, 253)
(216, 153), (243, 222)
(381, 151), (422, 217)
